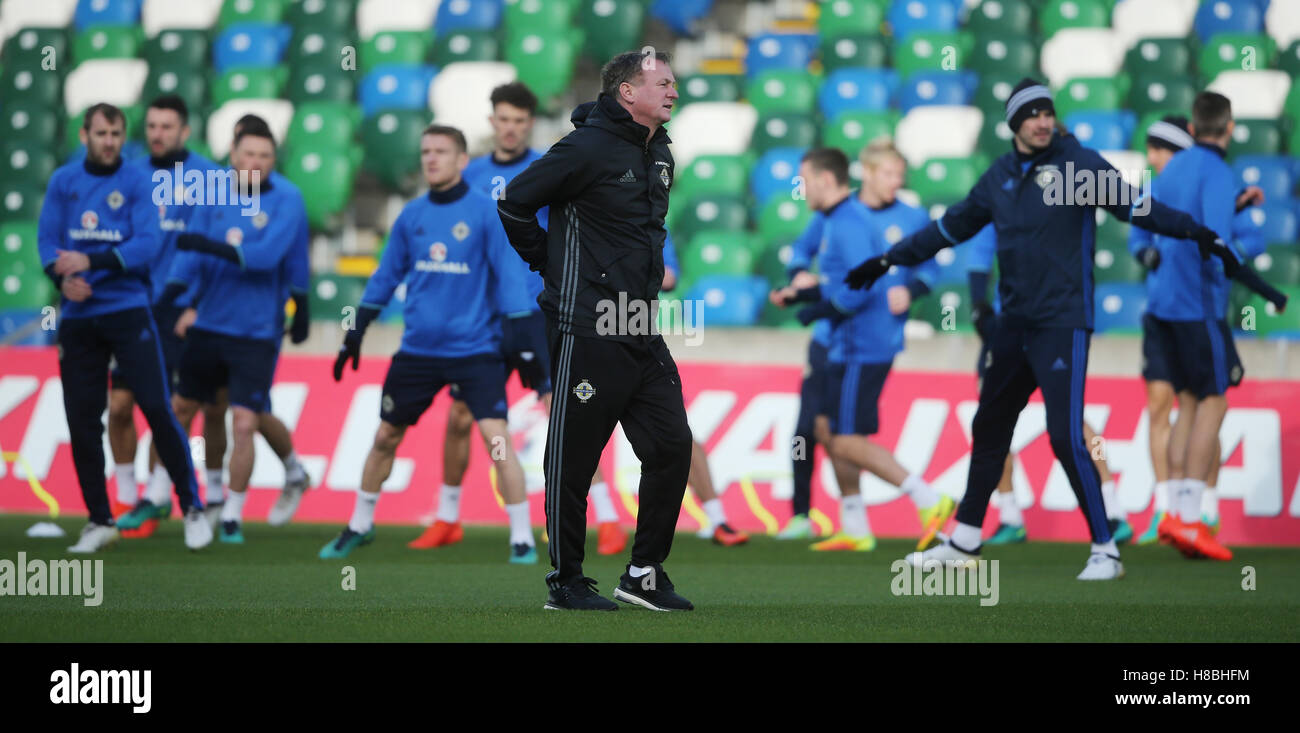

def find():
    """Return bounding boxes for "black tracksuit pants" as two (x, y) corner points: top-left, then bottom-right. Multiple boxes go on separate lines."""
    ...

(58, 307), (201, 525)
(543, 326), (692, 584)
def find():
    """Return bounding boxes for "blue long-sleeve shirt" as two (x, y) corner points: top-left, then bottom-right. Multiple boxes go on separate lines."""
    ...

(360, 181), (535, 359)
(463, 149), (545, 309)
(132, 150), (220, 305)
(38, 157), (163, 319)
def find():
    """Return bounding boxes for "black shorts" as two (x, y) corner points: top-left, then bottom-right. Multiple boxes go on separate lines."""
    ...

(110, 303), (185, 392)
(822, 360), (892, 436)
(1143, 314), (1243, 398)
(176, 327), (279, 411)
(795, 338), (830, 438)
(382, 351), (508, 426)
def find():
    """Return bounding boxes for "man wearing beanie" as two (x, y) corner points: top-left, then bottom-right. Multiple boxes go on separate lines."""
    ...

(842, 78), (1237, 581)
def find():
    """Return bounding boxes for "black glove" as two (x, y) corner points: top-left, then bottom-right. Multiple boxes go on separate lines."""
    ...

(501, 313), (535, 390)
(332, 305), (379, 381)
(1137, 246), (1161, 271)
(1191, 227), (1221, 262)
(796, 300), (845, 326)
(971, 301), (995, 343)
(177, 233), (241, 265)
(845, 255), (890, 290)
(783, 285), (822, 306)
(1206, 241), (1241, 278)
(289, 292), (310, 344)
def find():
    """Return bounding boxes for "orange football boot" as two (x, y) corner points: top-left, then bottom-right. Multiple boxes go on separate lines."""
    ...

(1170, 521), (1233, 561)
(407, 520), (463, 549)
(712, 523), (750, 546)
(596, 522), (626, 555)
(1156, 513), (1185, 545)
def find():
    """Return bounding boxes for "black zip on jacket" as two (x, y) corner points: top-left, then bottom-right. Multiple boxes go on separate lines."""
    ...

(497, 92), (673, 341)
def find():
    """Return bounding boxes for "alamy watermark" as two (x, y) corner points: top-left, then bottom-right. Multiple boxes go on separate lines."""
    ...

(891, 558), (1000, 607)
(595, 293), (704, 346)
(1038, 162), (1152, 215)
(0, 552), (103, 606)
(150, 164), (263, 217)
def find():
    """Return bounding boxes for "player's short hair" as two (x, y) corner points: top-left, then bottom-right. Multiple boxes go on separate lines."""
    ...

(802, 147), (850, 186)
(233, 124), (276, 151)
(601, 49), (672, 97)
(859, 136), (904, 169)
(422, 124), (468, 153)
(147, 94), (189, 125)
(234, 113), (270, 137)
(82, 103), (125, 131)
(490, 82), (538, 116)
(1192, 91), (1232, 139)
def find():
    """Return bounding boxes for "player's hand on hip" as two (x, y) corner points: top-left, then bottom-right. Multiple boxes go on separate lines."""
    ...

(769, 286), (796, 307)
(60, 276), (93, 302)
(53, 250), (91, 276)
(789, 270), (819, 290)
(845, 255), (890, 290)
(1235, 185), (1265, 211)
(174, 308), (197, 337)
(886, 285), (911, 315)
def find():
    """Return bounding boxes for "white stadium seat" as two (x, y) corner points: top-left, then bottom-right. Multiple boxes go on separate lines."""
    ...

(63, 59), (149, 116)
(895, 106), (983, 167)
(140, 0), (223, 38)
(665, 103), (758, 168)
(430, 61), (517, 154)
(0, 0), (77, 50)
(1266, 0), (1300, 50)
(207, 100), (295, 160)
(1041, 29), (1127, 88)
(1208, 70), (1291, 119)
(1112, 0), (1197, 47)
(356, 0), (439, 41)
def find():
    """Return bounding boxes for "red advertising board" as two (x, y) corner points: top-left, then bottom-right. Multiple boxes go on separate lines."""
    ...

(2, 347), (1298, 545)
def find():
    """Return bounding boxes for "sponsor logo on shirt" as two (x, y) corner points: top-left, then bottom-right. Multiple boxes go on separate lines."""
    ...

(416, 242), (469, 274)
(68, 210), (123, 241)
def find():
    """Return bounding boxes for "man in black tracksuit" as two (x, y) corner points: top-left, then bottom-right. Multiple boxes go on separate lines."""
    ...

(845, 79), (1234, 581)
(498, 51), (694, 611)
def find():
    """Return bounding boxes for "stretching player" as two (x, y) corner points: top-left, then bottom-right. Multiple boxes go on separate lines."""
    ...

(772, 147), (953, 552)
(321, 124), (537, 562)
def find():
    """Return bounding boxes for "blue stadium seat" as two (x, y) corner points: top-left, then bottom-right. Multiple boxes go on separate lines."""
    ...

(1193, 0), (1264, 43)
(750, 148), (805, 206)
(1093, 283), (1147, 333)
(213, 23), (292, 73)
(887, 0), (959, 37)
(75, 0), (142, 30)
(745, 33), (815, 78)
(1066, 110), (1136, 151)
(1250, 202), (1297, 244)
(650, 0), (713, 35)
(819, 68), (897, 118)
(684, 275), (768, 327)
(359, 65), (438, 118)
(1233, 155), (1294, 201)
(898, 70), (975, 112)
(435, 0), (502, 33)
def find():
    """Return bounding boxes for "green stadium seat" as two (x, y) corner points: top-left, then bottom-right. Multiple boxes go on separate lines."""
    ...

(213, 67), (288, 105)
(0, 141), (58, 187)
(977, 115), (1014, 157)
(974, 72), (1023, 121)
(677, 74), (743, 105)
(361, 31), (431, 73)
(1229, 119), (1282, 158)
(751, 113), (818, 154)
(308, 274), (368, 323)
(1249, 286), (1300, 338)
(672, 194), (748, 244)
(1286, 82), (1300, 126)
(755, 239), (799, 287)
(1198, 34), (1276, 79)
(1053, 76), (1127, 119)
(432, 30), (500, 65)
(746, 69), (818, 116)
(817, 0), (886, 36)
(1038, 0), (1109, 39)
(506, 0), (577, 34)
(580, 0), (645, 64)
(1124, 38), (1192, 77)
(142, 29), (211, 70)
(1093, 241), (1144, 283)
(1252, 245), (1300, 286)
(1096, 210), (1130, 252)
(893, 31), (971, 76)
(286, 0), (356, 31)
(142, 66), (208, 114)
(74, 25), (143, 65)
(0, 263), (55, 310)
(757, 198), (812, 247)
(968, 34), (1039, 77)
(966, 0), (1034, 36)
(507, 30), (582, 103)
(823, 110), (897, 156)
(1282, 40), (1300, 79)
(286, 28), (356, 69)
(0, 183), (43, 223)
(908, 157), (982, 203)
(283, 146), (358, 231)
(2, 28), (70, 70)
(287, 102), (359, 153)
(914, 285), (972, 332)
(681, 231), (759, 281)
(218, 0), (287, 28)
(361, 108), (430, 193)
(819, 33), (888, 71)
(674, 155), (751, 201)
(1, 100), (59, 147)
(1128, 75), (1198, 119)
(1, 63), (63, 108)
(288, 64), (358, 105)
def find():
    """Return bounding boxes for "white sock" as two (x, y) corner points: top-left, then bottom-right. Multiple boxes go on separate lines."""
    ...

(114, 464), (136, 504)
(997, 491), (1023, 527)
(1179, 479), (1205, 524)
(145, 463), (171, 505)
(588, 481), (618, 523)
(348, 490), (379, 533)
(282, 451), (306, 482)
(1100, 480), (1122, 521)
(629, 565), (651, 578)
(1091, 540), (1119, 557)
(951, 522), (982, 553)
(435, 484), (462, 524)
(1153, 480), (1170, 514)
(702, 498), (727, 528)
(840, 493), (870, 537)
(220, 489), (247, 522)
(205, 468), (224, 504)
(1202, 487), (1219, 523)
(506, 501), (533, 546)
(900, 473), (938, 511)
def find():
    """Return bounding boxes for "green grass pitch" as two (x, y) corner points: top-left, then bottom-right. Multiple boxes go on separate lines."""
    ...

(2, 515), (1296, 642)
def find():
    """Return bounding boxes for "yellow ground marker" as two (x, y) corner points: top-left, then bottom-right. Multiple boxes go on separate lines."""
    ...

(680, 488), (710, 530)
(737, 476), (779, 535)
(3, 451), (58, 517)
(809, 507), (834, 537)
(486, 466), (505, 509)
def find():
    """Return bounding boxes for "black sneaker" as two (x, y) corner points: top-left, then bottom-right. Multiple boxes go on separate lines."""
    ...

(613, 563), (694, 611)
(543, 574), (618, 611)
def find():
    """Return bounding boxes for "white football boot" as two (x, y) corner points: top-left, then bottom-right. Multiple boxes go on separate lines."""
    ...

(67, 522), (120, 553)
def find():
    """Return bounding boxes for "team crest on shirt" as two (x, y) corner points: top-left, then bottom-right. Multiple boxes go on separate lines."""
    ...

(430, 242), (447, 262)
(659, 166), (671, 188)
(226, 227), (244, 246)
(81, 211), (98, 230)
(884, 224), (904, 244)
(573, 379), (595, 403)
(1034, 164), (1060, 190)
(252, 212), (269, 229)
(452, 221), (470, 241)
(106, 190), (124, 210)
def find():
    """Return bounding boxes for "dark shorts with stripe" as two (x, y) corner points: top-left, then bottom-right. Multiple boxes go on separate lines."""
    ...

(110, 303), (185, 392)
(795, 338), (830, 438)
(382, 351), (508, 426)
(1143, 314), (1243, 398)
(176, 327), (279, 411)
(822, 360), (892, 437)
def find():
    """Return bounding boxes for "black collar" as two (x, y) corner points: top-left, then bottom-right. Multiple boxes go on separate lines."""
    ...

(825, 193), (853, 216)
(428, 179), (469, 204)
(83, 155), (123, 177)
(586, 93), (672, 148)
(492, 148), (532, 167)
(1195, 141), (1227, 159)
(150, 148), (191, 169)
(242, 171), (273, 194)
(1014, 130), (1063, 164)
